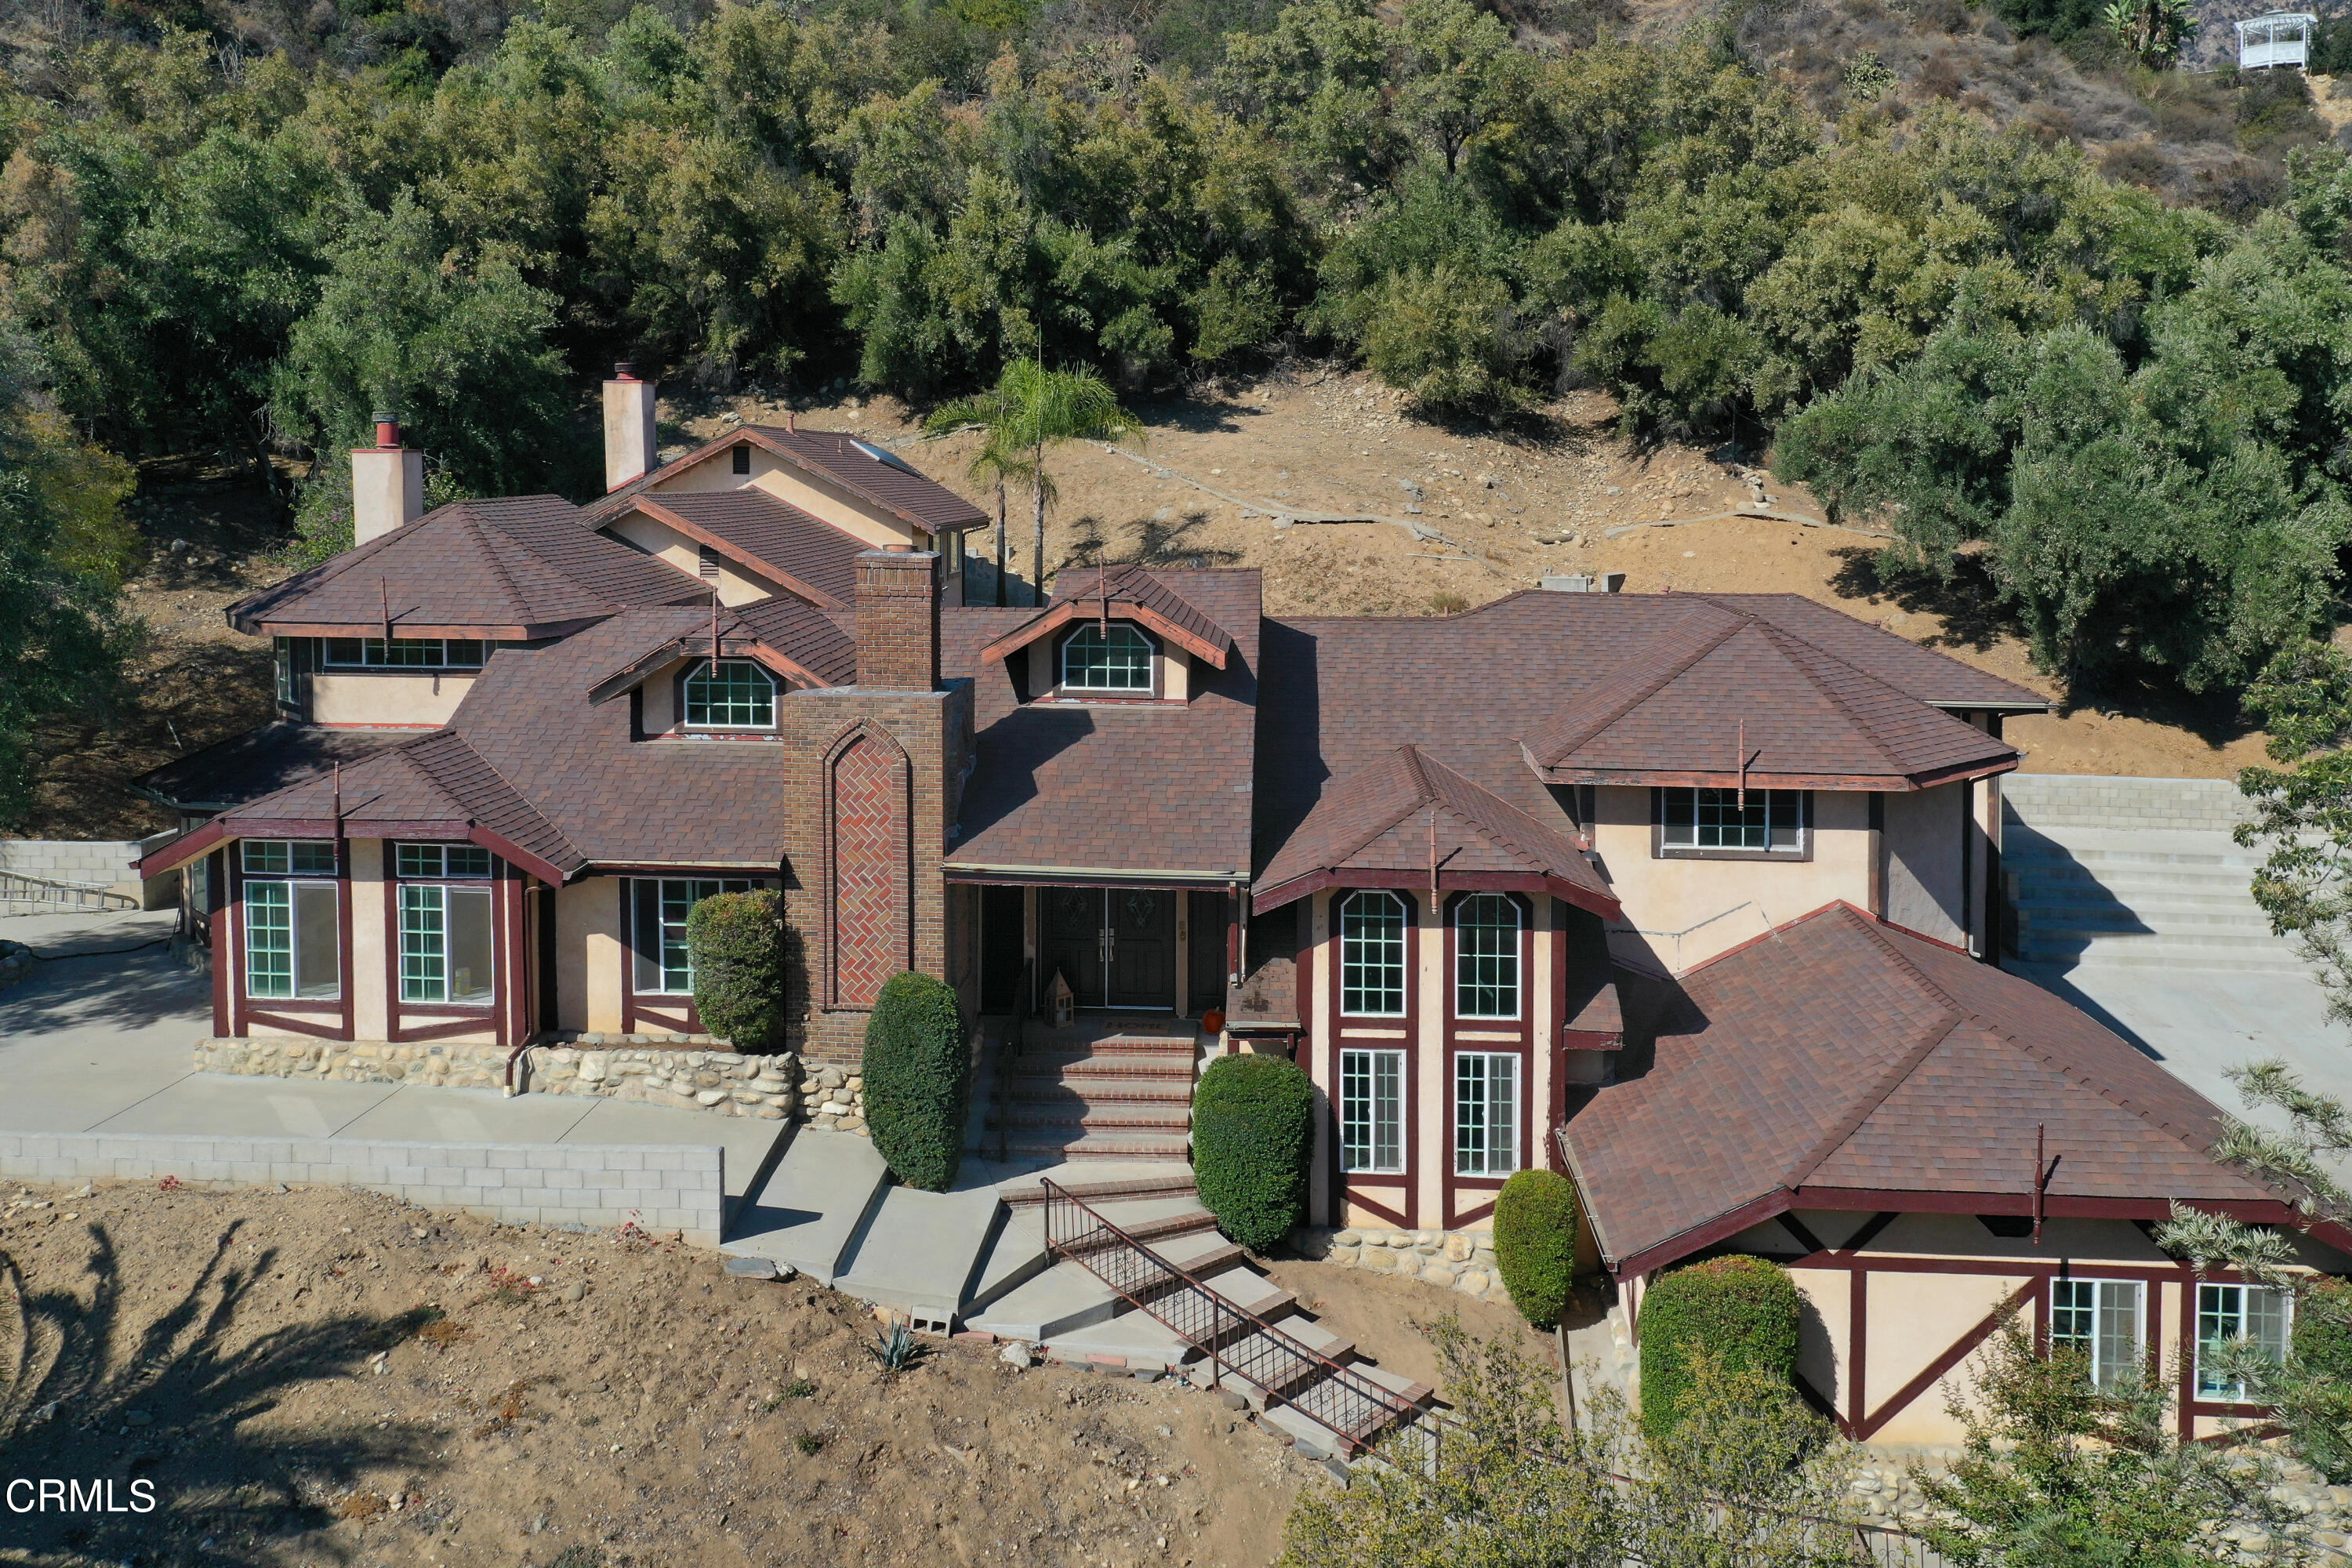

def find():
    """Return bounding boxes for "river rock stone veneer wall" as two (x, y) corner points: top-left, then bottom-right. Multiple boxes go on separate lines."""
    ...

(1290, 1225), (1512, 1305)
(192, 1035), (800, 1120)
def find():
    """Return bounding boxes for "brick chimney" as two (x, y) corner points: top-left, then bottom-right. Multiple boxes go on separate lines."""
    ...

(350, 413), (425, 546)
(602, 361), (659, 492)
(854, 546), (939, 690)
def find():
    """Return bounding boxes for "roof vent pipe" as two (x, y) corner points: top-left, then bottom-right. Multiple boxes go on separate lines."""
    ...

(350, 411), (425, 546)
(603, 361), (659, 492)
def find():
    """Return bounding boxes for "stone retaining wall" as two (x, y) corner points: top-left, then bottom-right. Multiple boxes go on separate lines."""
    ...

(1290, 1225), (1512, 1305)
(193, 1036), (800, 1120)
(2004, 772), (2252, 833)
(0, 1131), (724, 1245)
(0, 942), (33, 992)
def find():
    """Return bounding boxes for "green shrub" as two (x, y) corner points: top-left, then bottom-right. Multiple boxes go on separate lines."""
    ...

(685, 890), (785, 1051)
(861, 971), (970, 1192)
(1191, 1054), (1314, 1253)
(1639, 1254), (1803, 1439)
(1492, 1169), (1578, 1329)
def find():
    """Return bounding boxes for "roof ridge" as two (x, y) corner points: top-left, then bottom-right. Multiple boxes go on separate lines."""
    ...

(1534, 601), (1745, 764)
(405, 727), (582, 869)
(1411, 749), (1552, 872)
(462, 510), (539, 622)
(1698, 592), (2046, 708)
(1750, 621), (1916, 775)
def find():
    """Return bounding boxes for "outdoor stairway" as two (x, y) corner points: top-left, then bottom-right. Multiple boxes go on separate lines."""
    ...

(984, 1023), (1200, 1162)
(2004, 824), (2307, 977)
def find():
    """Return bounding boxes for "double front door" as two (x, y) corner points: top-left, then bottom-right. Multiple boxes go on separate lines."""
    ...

(1041, 886), (1175, 1011)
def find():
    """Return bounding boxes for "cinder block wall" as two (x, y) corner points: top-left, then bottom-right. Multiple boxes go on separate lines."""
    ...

(2002, 774), (2252, 834)
(1, 831), (183, 907)
(0, 1133), (725, 1245)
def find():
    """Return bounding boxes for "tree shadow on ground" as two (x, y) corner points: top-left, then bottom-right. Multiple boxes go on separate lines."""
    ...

(1828, 545), (2016, 654)
(0, 1218), (445, 1566)
(0, 945), (210, 1037)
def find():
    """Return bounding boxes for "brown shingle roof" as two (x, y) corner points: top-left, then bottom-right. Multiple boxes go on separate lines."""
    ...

(623, 490), (865, 608)
(132, 722), (415, 812)
(1254, 745), (1617, 916)
(229, 496), (702, 637)
(978, 564), (1240, 669)
(946, 569), (1261, 878)
(1559, 902), (2282, 1276)
(585, 428), (988, 535)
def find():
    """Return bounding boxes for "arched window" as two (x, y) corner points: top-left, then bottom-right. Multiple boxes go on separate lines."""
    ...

(1340, 891), (1407, 1016)
(1454, 894), (1521, 1018)
(684, 659), (776, 728)
(1060, 624), (1155, 691)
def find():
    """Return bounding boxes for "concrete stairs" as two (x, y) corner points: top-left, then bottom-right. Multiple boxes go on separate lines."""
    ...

(2004, 825), (2307, 977)
(983, 1025), (1199, 1163)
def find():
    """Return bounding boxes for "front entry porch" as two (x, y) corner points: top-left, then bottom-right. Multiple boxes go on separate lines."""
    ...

(971, 880), (1237, 1022)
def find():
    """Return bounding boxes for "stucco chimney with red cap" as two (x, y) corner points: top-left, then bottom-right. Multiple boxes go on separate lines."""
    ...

(603, 361), (659, 492)
(350, 413), (425, 546)
(854, 545), (939, 690)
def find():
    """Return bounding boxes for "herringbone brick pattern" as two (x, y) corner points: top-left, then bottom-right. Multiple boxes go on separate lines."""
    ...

(831, 734), (905, 1007)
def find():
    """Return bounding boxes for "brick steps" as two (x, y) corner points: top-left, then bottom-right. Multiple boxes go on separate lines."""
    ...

(992, 1025), (1200, 1166)
(991, 1101), (1192, 1132)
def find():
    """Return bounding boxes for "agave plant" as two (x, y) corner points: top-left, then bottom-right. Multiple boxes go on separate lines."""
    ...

(868, 1320), (927, 1375)
(2104, 0), (2198, 67)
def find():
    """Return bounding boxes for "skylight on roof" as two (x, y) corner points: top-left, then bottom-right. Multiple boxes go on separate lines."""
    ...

(851, 440), (924, 477)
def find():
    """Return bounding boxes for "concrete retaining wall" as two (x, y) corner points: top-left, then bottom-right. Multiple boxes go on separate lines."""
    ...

(0, 1131), (724, 1245)
(2003, 773), (2252, 833)
(194, 1036), (801, 1120)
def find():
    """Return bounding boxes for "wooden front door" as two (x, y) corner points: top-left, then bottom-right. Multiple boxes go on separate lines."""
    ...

(1042, 886), (1106, 1007)
(1108, 888), (1175, 1011)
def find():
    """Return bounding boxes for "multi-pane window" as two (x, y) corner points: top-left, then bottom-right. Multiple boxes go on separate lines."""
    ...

(323, 637), (485, 669)
(2050, 1279), (2144, 1391)
(396, 843), (491, 879)
(1454, 1052), (1521, 1176)
(684, 660), (775, 728)
(1340, 891), (1407, 1016)
(2198, 1283), (2292, 1399)
(242, 837), (339, 1001)
(274, 637), (297, 706)
(631, 878), (760, 994)
(1659, 788), (1806, 853)
(1454, 895), (1521, 1018)
(1341, 1048), (1404, 1174)
(398, 884), (495, 1004)
(1059, 625), (1154, 691)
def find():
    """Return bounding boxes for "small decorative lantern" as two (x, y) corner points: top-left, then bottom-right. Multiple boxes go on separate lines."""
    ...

(1047, 968), (1076, 1029)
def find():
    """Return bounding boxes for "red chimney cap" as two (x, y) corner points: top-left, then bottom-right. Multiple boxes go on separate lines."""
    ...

(613, 361), (639, 381)
(372, 414), (401, 449)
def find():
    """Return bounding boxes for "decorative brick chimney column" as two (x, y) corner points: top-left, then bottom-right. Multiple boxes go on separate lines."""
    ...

(781, 546), (973, 1065)
(602, 362), (659, 492)
(854, 547), (940, 691)
(350, 414), (425, 546)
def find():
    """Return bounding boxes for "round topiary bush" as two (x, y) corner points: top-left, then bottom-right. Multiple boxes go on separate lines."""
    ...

(1639, 1254), (1803, 1439)
(1192, 1053), (1315, 1254)
(685, 889), (785, 1051)
(861, 971), (970, 1192)
(1493, 1169), (1579, 1329)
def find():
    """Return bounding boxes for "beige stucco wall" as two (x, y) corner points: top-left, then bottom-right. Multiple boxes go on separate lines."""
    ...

(1414, 890), (1445, 1225)
(350, 838), (389, 1040)
(1882, 782), (1965, 947)
(607, 513), (785, 607)
(1592, 786), (1874, 971)
(645, 444), (920, 551)
(1308, 889), (1335, 1224)
(310, 672), (474, 727)
(558, 877), (626, 1033)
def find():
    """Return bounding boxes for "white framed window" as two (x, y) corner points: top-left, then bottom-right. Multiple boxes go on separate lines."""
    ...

(1454, 894), (1521, 1018)
(323, 637), (485, 669)
(1059, 624), (1154, 691)
(274, 637), (297, 706)
(1341, 1048), (1404, 1174)
(244, 877), (339, 1000)
(2050, 1279), (2144, 1391)
(2198, 1282), (2292, 1400)
(1454, 1051), (1521, 1176)
(1658, 788), (1806, 855)
(398, 884), (495, 1004)
(243, 840), (336, 876)
(684, 660), (776, 728)
(631, 877), (760, 994)
(1340, 891), (1407, 1017)
(395, 842), (491, 879)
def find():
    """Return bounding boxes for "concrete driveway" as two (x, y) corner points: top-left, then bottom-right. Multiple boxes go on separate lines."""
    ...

(0, 909), (786, 1200)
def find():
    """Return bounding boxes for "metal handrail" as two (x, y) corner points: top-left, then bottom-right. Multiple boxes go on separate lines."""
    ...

(1040, 1177), (1422, 1457)
(0, 870), (138, 912)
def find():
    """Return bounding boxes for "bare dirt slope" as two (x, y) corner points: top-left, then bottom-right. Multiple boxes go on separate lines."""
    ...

(677, 372), (2265, 779)
(0, 1178), (1327, 1568)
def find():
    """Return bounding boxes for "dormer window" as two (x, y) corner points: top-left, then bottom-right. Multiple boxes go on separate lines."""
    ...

(684, 659), (776, 728)
(1060, 624), (1154, 691)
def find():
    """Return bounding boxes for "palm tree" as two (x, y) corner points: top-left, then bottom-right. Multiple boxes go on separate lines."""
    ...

(2103, 0), (2196, 67)
(926, 361), (1141, 607)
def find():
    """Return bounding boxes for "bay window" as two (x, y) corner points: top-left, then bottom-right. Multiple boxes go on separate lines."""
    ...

(1454, 1051), (1521, 1176)
(1341, 891), (1406, 1016)
(1454, 894), (1521, 1018)
(396, 841), (494, 1005)
(631, 878), (760, 994)
(241, 839), (339, 1001)
(1341, 1047), (1404, 1174)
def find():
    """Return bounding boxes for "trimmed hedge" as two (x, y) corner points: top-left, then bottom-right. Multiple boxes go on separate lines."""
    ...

(861, 971), (970, 1192)
(1493, 1169), (1578, 1329)
(685, 890), (785, 1051)
(1638, 1254), (1803, 1439)
(1192, 1054), (1314, 1254)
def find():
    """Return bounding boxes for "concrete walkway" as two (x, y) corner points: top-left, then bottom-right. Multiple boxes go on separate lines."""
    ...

(0, 910), (786, 1201)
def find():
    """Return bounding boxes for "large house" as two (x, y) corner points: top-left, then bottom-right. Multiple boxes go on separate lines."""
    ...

(136, 368), (2347, 1445)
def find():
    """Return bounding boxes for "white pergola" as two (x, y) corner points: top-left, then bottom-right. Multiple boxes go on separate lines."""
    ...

(2237, 12), (2318, 70)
